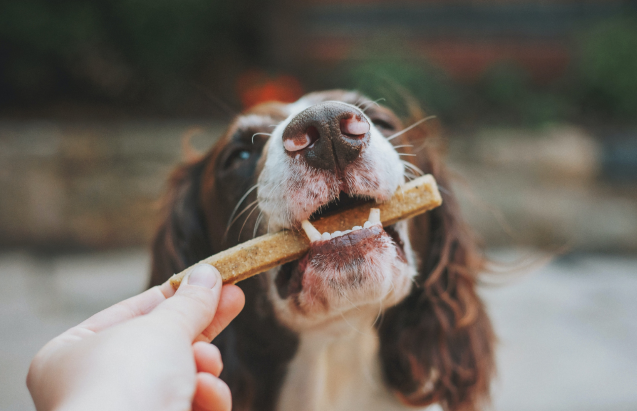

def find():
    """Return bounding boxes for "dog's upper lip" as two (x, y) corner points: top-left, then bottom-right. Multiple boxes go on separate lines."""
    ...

(308, 191), (372, 221)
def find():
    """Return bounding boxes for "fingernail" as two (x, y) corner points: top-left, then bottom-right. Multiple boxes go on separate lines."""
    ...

(186, 265), (219, 288)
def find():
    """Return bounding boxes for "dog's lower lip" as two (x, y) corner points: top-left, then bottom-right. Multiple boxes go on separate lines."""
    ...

(276, 223), (405, 300)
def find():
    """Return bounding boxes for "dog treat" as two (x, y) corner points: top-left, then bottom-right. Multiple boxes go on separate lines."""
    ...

(169, 174), (442, 289)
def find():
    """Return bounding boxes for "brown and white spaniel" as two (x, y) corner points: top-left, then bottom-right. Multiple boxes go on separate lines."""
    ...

(149, 90), (495, 411)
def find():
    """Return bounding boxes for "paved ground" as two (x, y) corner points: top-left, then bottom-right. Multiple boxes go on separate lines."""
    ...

(1, 249), (635, 411)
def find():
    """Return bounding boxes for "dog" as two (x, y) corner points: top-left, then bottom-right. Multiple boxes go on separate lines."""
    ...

(149, 90), (495, 411)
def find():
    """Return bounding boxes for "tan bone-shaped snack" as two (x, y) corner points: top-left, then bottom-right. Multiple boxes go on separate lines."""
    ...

(169, 174), (442, 289)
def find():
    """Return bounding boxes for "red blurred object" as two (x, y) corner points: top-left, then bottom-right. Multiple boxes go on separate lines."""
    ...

(237, 70), (304, 109)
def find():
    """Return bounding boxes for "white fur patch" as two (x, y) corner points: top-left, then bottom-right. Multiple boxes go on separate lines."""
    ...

(253, 94), (427, 409)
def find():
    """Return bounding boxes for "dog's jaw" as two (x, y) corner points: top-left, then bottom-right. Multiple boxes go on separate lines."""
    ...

(267, 220), (417, 331)
(256, 97), (417, 330)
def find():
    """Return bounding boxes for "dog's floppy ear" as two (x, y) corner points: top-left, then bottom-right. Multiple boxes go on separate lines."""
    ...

(377, 121), (495, 411)
(149, 156), (213, 287)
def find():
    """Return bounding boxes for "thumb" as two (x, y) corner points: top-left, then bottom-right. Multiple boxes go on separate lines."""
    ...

(147, 264), (223, 341)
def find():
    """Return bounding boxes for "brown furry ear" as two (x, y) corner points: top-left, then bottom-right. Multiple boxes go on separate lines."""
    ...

(377, 118), (495, 411)
(149, 156), (213, 287)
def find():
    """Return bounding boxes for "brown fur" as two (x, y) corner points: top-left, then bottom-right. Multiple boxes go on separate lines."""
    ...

(377, 106), (495, 411)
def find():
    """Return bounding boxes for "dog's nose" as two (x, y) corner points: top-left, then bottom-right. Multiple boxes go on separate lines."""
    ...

(282, 102), (370, 170)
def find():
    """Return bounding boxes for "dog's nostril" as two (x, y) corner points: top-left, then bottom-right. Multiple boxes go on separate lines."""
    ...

(306, 126), (320, 146)
(283, 126), (320, 152)
(340, 115), (369, 137)
(284, 134), (310, 152)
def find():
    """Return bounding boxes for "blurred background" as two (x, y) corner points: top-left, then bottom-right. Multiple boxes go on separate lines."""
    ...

(1, 0), (636, 410)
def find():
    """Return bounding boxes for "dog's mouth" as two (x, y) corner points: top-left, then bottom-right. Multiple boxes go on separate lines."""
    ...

(308, 191), (371, 221)
(275, 200), (407, 301)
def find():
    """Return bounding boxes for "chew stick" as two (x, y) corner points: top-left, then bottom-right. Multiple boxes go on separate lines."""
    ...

(169, 174), (442, 289)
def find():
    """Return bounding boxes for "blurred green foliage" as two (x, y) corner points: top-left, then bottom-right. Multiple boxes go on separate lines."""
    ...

(345, 59), (460, 120)
(0, 2), (635, 124)
(0, 0), (251, 109)
(576, 17), (637, 118)
(342, 14), (637, 127)
(479, 63), (570, 126)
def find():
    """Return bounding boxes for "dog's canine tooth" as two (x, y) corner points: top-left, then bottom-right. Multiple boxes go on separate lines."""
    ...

(368, 208), (381, 225)
(301, 220), (322, 242)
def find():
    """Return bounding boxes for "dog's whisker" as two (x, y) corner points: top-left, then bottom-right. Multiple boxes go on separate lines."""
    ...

(338, 311), (370, 337)
(404, 172), (417, 181)
(238, 202), (261, 241)
(253, 210), (264, 238)
(227, 185), (259, 230)
(401, 160), (424, 176)
(413, 137), (442, 153)
(252, 132), (271, 144)
(398, 153), (417, 157)
(437, 185), (451, 196)
(387, 115), (436, 141)
(225, 199), (259, 238)
(340, 287), (362, 313)
(392, 144), (414, 150)
(360, 98), (385, 113)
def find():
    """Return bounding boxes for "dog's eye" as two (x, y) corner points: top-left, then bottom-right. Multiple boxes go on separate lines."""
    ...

(224, 149), (251, 169)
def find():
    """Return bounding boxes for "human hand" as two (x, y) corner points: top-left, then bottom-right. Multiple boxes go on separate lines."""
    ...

(27, 264), (245, 411)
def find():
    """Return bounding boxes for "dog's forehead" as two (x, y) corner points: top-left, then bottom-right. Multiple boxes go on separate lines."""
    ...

(236, 90), (397, 129)
(225, 90), (402, 148)
(286, 90), (366, 113)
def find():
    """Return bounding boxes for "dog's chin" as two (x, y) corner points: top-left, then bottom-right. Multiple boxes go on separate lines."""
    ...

(271, 224), (416, 330)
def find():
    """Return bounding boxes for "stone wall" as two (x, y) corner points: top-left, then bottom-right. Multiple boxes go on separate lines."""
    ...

(1, 121), (636, 252)
(0, 121), (223, 249)
(449, 125), (637, 253)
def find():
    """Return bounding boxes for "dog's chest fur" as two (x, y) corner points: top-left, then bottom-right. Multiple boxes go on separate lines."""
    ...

(277, 311), (440, 411)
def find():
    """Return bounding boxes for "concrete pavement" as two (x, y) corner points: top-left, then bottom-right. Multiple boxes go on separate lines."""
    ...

(1, 249), (635, 411)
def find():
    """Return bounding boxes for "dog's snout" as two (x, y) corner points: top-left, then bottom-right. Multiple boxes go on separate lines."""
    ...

(282, 102), (370, 170)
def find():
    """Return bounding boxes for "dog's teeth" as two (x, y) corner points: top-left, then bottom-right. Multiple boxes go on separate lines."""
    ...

(305, 214), (381, 243)
(301, 220), (322, 242)
(368, 208), (381, 225)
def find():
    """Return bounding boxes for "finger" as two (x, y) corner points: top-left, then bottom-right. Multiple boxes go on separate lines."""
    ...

(159, 279), (177, 298)
(194, 285), (245, 343)
(192, 373), (232, 411)
(147, 264), (223, 341)
(75, 285), (168, 333)
(193, 342), (223, 377)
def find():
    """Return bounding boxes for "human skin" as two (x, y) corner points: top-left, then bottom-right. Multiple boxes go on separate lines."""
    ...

(26, 264), (245, 411)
